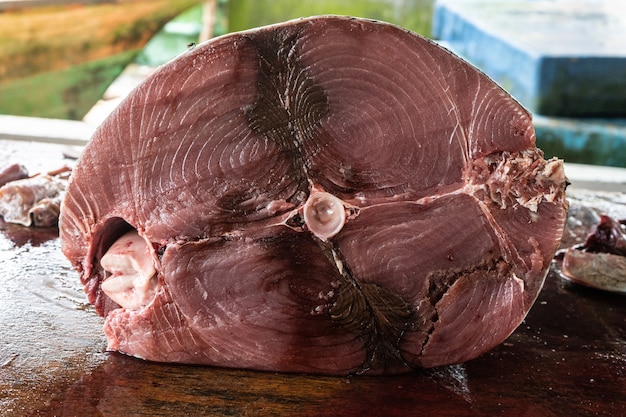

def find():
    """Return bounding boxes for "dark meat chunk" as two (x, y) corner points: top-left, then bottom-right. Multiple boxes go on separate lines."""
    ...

(581, 215), (626, 256)
(0, 163), (28, 187)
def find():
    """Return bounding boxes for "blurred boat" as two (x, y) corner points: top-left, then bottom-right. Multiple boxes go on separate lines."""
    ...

(0, 0), (202, 120)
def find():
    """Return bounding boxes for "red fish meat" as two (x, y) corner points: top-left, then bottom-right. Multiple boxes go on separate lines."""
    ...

(60, 16), (568, 375)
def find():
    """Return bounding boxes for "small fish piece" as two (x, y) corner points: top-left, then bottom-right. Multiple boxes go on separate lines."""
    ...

(561, 215), (626, 293)
(29, 195), (63, 228)
(0, 163), (29, 187)
(0, 175), (65, 227)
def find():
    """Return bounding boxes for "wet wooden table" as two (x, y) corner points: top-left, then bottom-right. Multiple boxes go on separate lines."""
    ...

(1, 138), (625, 416)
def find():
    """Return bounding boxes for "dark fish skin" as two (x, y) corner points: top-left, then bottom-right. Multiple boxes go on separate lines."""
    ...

(562, 250), (626, 293)
(60, 16), (568, 375)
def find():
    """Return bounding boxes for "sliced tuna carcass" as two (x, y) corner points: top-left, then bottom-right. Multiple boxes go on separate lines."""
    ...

(60, 16), (568, 375)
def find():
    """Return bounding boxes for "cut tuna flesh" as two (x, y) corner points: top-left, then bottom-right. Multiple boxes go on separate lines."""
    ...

(561, 215), (626, 293)
(0, 174), (65, 227)
(0, 163), (28, 187)
(60, 16), (568, 375)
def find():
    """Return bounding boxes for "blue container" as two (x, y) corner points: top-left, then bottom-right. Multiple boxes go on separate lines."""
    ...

(433, 0), (626, 118)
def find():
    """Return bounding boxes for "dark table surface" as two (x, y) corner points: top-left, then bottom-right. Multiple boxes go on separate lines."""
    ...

(1, 138), (625, 417)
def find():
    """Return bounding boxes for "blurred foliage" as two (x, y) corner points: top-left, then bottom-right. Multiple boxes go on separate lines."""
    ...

(135, 0), (228, 67)
(0, 50), (137, 120)
(0, 0), (200, 119)
(0, 0), (434, 120)
(228, 0), (435, 36)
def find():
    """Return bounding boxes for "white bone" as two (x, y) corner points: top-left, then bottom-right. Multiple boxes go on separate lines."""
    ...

(100, 230), (157, 310)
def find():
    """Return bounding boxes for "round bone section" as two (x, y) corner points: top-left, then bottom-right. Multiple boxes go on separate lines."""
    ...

(303, 190), (346, 240)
